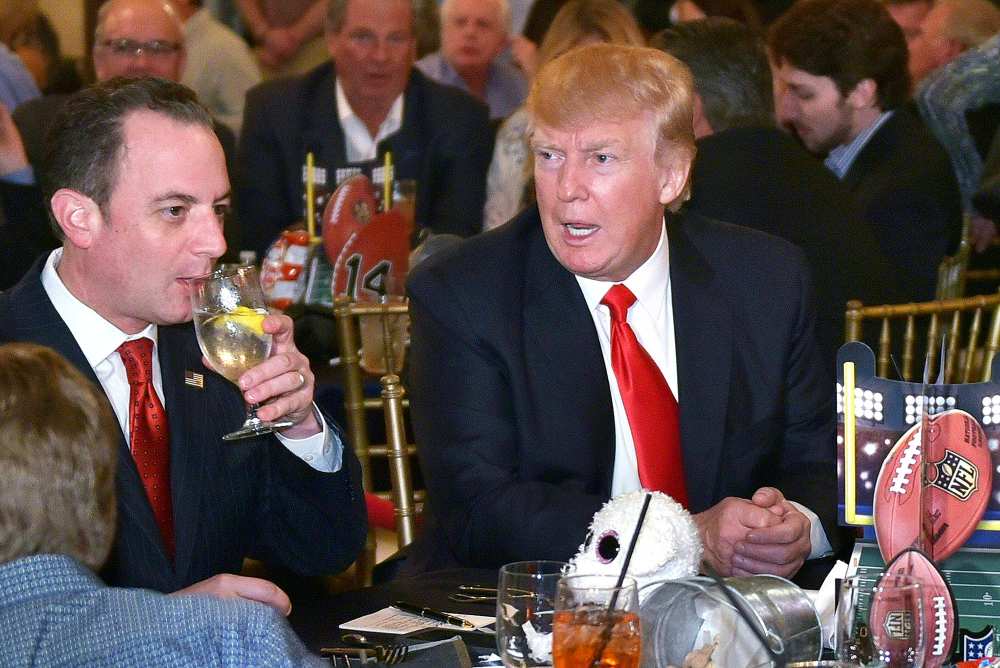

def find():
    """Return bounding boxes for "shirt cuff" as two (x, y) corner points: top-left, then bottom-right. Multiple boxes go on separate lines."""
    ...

(789, 500), (834, 560)
(1, 166), (35, 185)
(275, 403), (343, 473)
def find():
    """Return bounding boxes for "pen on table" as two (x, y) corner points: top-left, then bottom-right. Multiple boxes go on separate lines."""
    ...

(392, 600), (477, 629)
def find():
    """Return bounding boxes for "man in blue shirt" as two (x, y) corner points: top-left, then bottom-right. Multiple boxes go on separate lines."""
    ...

(0, 342), (325, 667)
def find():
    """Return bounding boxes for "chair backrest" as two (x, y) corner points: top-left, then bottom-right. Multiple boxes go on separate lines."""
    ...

(845, 291), (1000, 383)
(333, 297), (421, 581)
(935, 214), (971, 300)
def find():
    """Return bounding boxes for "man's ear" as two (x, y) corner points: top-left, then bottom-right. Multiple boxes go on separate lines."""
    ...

(50, 189), (102, 249)
(658, 151), (694, 208)
(846, 78), (878, 110)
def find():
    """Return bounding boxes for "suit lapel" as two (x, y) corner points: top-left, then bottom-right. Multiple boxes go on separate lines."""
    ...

(158, 325), (207, 582)
(521, 217), (616, 491)
(303, 66), (347, 179)
(383, 73), (425, 177)
(668, 215), (733, 512)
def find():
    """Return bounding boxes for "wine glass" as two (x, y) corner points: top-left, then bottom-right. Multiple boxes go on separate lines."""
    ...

(190, 264), (294, 440)
(553, 574), (641, 668)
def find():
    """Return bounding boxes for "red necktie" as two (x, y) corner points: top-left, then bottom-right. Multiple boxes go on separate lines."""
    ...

(118, 338), (175, 560)
(601, 284), (688, 506)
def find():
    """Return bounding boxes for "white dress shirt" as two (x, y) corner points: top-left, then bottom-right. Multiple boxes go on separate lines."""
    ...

(41, 249), (342, 472)
(575, 223), (832, 558)
(335, 78), (404, 163)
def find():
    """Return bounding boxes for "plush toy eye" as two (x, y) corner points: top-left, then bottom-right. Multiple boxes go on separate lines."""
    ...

(596, 530), (620, 563)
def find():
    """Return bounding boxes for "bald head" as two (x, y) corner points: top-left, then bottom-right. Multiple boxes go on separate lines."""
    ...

(93, 0), (186, 81)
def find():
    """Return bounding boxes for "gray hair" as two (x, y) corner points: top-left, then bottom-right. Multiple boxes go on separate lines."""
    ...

(440, 0), (511, 32)
(651, 18), (774, 131)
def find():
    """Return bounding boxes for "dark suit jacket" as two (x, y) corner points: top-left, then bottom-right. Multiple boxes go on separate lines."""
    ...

(841, 107), (963, 300)
(0, 260), (368, 592)
(236, 63), (493, 258)
(405, 207), (837, 572)
(688, 126), (906, 368)
(12, 94), (243, 258)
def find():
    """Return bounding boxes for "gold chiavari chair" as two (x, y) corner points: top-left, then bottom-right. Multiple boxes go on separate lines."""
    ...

(844, 291), (1000, 383)
(333, 296), (422, 584)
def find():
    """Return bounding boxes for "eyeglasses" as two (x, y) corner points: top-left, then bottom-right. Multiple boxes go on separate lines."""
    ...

(99, 39), (182, 58)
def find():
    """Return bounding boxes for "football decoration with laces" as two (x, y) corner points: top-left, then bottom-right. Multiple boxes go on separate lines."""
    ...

(873, 409), (991, 564)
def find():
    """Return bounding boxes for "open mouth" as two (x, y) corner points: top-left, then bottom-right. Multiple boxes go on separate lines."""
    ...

(564, 223), (598, 238)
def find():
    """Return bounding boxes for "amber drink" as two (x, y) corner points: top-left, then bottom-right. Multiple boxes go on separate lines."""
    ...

(553, 575), (641, 668)
(553, 608), (641, 667)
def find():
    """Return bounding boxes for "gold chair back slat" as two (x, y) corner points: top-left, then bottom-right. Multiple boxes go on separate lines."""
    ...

(380, 373), (418, 548)
(333, 297), (421, 582)
(845, 291), (1000, 384)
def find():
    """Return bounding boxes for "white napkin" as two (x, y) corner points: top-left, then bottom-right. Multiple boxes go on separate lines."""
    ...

(812, 560), (850, 650)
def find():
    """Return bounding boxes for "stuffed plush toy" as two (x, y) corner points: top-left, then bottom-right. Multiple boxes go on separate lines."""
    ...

(569, 490), (702, 601)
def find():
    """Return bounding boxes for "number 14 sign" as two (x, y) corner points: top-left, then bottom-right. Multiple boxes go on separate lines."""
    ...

(322, 174), (413, 301)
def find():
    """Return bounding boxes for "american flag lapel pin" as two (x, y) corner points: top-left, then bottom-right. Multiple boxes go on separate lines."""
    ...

(184, 370), (204, 389)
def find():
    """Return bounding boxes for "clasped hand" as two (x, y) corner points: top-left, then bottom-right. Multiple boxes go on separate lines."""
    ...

(693, 487), (811, 578)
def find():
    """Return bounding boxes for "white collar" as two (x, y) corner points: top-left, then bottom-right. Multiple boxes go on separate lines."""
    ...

(334, 77), (404, 136)
(40, 248), (158, 368)
(575, 220), (670, 322)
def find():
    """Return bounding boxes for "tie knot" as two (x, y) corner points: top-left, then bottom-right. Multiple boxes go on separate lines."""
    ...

(118, 338), (154, 385)
(601, 284), (637, 324)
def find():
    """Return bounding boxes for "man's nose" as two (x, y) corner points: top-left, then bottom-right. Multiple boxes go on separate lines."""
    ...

(775, 92), (796, 124)
(194, 210), (228, 259)
(557, 163), (586, 202)
(371, 38), (391, 62)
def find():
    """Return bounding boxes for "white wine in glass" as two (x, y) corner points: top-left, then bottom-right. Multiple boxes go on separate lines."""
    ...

(190, 265), (294, 440)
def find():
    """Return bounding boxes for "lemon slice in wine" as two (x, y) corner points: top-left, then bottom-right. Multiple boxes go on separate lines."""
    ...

(213, 306), (266, 335)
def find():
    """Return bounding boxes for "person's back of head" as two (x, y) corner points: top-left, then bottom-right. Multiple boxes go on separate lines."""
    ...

(768, 0), (910, 112)
(0, 343), (118, 571)
(652, 17), (774, 133)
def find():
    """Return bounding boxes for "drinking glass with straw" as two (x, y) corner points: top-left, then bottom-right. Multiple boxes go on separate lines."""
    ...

(553, 493), (652, 668)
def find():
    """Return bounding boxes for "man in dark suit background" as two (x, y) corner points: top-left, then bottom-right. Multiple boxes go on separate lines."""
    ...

(651, 18), (905, 369)
(0, 77), (366, 606)
(237, 0), (494, 259)
(12, 0), (240, 259)
(769, 0), (962, 301)
(407, 44), (837, 583)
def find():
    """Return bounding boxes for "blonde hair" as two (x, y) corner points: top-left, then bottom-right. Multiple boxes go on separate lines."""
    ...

(0, 343), (118, 570)
(535, 0), (645, 69)
(528, 43), (696, 164)
(935, 0), (1000, 49)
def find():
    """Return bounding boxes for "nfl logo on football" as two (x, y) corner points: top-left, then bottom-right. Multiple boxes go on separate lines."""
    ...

(885, 610), (914, 640)
(930, 450), (979, 501)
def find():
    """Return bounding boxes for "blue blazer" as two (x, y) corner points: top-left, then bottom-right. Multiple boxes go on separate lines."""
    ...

(0, 259), (368, 592)
(404, 207), (838, 571)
